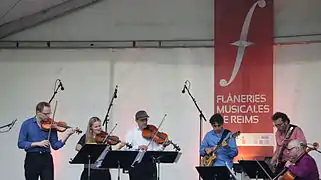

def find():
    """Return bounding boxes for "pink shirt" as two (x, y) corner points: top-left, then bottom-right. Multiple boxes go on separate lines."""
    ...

(275, 125), (306, 162)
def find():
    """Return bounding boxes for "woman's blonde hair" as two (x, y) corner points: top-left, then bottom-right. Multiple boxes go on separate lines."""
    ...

(85, 116), (101, 143)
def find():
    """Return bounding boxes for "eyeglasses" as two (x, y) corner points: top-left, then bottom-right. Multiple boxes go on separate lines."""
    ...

(213, 124), (222, 127)
(40, 112), (52, 116)
(286, 147), (296, 151)
(274, 122), (284, 127)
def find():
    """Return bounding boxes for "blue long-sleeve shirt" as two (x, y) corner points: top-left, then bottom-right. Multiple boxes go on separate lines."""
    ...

(200, 129), (238, 168)
(18, 116), (65, 153)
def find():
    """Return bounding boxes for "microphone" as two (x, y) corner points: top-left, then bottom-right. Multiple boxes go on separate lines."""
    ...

(58, 79), (64, 91)
(114, 85), (118, 98)
(181, 81), (187, 93)
(300, 142), (319, 149)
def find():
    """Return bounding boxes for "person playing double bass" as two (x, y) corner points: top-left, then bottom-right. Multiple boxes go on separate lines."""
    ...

(75, 116), (126, 180)
(270, 112), (307, 175)
(17, 101), (80, 180)
(276, 139), (319, 180)
(124, 110), (170, 180)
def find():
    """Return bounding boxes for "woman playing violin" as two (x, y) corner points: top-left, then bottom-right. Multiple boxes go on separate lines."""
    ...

(75, 116), (125, 180)
(18, 101), (80, 180)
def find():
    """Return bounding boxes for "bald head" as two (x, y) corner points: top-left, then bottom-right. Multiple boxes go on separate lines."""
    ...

(287, 140), (305, 159)
(288, 140), (302, 149)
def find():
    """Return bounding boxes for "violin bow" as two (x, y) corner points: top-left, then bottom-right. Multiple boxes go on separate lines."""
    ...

(255, 159), (273, 180)
(47, 100), (58, 141)
(146, 113), (167, 148)
(102, 123), (118, 143)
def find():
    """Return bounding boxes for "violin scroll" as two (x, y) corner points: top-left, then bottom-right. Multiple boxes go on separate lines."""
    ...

(312, 142), (319, 149)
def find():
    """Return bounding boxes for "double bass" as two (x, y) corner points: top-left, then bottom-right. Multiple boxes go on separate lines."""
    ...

(277, 142), (319, 180)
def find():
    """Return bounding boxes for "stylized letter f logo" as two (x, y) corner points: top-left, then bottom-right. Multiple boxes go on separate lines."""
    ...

(219, 0), (267, 87)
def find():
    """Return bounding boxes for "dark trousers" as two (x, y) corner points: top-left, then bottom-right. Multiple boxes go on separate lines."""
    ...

(129, 162), (157, 180)
(24, 152), (54, 180)
(80, 168), (111, 180)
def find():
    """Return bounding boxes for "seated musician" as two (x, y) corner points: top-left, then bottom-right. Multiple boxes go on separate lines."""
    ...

(75, 117), (125, 180)
(277, 139), (319, 180)
(124, 110), (170, 180)
(270, 112), (307, 174)
(200, 113), (238, 178)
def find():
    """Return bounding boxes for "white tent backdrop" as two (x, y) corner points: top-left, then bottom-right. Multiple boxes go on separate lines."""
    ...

(0, 44), (321, 179)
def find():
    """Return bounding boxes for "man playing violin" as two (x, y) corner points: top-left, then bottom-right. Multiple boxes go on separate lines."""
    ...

(276, 139), (319, 180)
(76, 116), (126, 180)
(270, 112), (307, 175)
(18, 101), (80, 180)
(124, 110), (170, 180)
(200, 113), (238, 179)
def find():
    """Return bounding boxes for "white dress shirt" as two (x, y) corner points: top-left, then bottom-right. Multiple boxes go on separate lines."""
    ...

(125, 127), (165, 151)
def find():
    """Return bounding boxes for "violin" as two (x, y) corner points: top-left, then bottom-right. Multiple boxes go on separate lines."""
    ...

(278, 142), (319, 180)
(41, 118), (82, 134)
(142, 124), (181, 151)
(95, 130), (132, 148)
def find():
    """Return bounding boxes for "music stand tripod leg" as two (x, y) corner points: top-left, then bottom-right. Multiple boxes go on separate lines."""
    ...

(117, 160), (121, 180)
(256, 170), (259, 180)
(151, 156), (161, 180)
(88, 155), (91, 180)
(213, 174), (217, 180)
(157, 160), (160, 180)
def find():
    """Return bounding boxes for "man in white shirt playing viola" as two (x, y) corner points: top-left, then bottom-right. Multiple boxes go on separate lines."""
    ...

(125, 110), (170, 180)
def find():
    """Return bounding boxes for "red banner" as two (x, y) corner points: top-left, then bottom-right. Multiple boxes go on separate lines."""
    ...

(214, 0), (274, 160)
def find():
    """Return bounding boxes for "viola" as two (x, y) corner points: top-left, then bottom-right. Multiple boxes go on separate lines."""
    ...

(40, 118), (82, 134)
(142, 124), (181, 151)
(95, 130), (132, 148)
(278, 142), (319, 180)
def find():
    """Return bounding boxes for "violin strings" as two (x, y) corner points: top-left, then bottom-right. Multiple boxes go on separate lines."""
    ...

(147, 114), (167, 148)
(103, 123), (118, 143)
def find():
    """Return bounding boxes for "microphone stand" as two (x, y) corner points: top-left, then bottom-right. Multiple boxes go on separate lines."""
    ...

(182, 80), (207, 167)
(103, 85), (118, 132)
(314, 149), (321, 154)
(49, 79), (63, 104)
(0, 119), (17, 133)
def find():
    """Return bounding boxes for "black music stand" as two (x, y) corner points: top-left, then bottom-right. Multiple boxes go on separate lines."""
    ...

(239, 160), (275, 180)
(101, 151), (182, 180)
(143, 151), (182, 180)
(69, 144), (108, 180)
(196, 166), (233, 180)
(101, 150), (138, 180)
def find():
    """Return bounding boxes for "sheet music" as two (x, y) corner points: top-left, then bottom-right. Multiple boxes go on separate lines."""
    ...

(94, 124), (118, 168)
(131, 150), (146, 167)
(174, 152), (182, 163)
(225, 162), (239, 180)
(94, 145), (111, 168)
